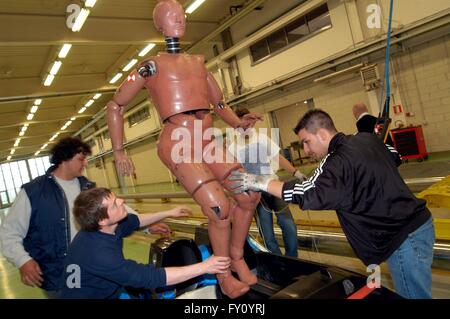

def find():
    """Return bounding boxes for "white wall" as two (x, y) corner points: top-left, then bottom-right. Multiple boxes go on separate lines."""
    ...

(233, 0), (355, 88)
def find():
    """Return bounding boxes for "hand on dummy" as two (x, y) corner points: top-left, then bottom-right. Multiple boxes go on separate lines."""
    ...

(19, 259), (43, 287)
(169, 206), (192, 218)
(147, 223), (171, 237)
(202, 255), (231, 274)
(294, 170), (307, 181)
(113, 150), (135, 176)
(239, 113), (264, 129)
(228, 170), (273, 194)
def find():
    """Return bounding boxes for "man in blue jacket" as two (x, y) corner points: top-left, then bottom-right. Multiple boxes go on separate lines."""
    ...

(230, 109), (435, 299)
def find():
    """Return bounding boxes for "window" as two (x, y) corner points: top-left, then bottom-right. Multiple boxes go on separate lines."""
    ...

(86, 139), (96, 148)
(102, 130), (110, 141)
(0, 156), (51, 207)
(250, 40), (270, 63)
(267, 29), (288, 53)
(128, 107), (150, 127)
(249, 3), (332, 64)
(286, 17), (308, 43)
(27, 156), (51, 180)
(306, 4), (332, 33)
(18, 161), (30, 184)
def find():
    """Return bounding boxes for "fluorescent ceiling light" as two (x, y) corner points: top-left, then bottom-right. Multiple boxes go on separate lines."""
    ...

(41, 144), (48, 150)
(123, 59), (138, 72)
(50, 133), (59, 141)
(30, 105), (39, 113)
(34, 99), (42, 105)
(138, 43), (156, 57)
(72, 8), (90, 32)
(14, 139), (21, 147)
(10, 149), (15, 155)
(7, 155), (12, 161)
(58, 44), (72, 58)
(93, 93), (102, 100)
(109, 72), (123, 84)
(21, 126), (28, 132)
(78, 107), (87, 114)
(19, 131), (25, 136)
(186, 0), (206, 14)
(50, 61), (62, 75)
(70, 117), (76, 121)
(27, 113), (34, 121)
(44, 74), (55, 86)
(34, 151), (40, 156)
(85, 99), (94, 107)
(24, 123), (29, 127)
(84, 0), (97, 8)
(65, 120), (73, 126)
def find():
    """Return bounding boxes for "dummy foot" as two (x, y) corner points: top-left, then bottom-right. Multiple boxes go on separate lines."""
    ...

(230, 258), (257, 285)
(217, 271), (249, 299)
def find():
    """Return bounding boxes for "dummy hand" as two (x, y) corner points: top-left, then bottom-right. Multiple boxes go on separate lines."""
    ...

(19, 259), (43, 287)
(113, 150), (135, 176)
(169, 206), (192, 218)
(239, 113), (264, 129)
(147, 223), (171, 237)
(294, 170), (307, 181)
(228, 170), (273, 194)
(202, 256), (231, 274)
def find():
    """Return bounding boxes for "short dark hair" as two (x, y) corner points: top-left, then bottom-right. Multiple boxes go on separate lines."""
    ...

(50, 137), (92, 167)
(293, 109), (337, 135)
(73, 188), (111, 232)
(235, 108), (250, 118)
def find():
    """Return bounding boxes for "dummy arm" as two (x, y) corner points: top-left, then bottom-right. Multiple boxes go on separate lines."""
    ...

(106, 69), (146, 175)
(206, 72), (262, 129)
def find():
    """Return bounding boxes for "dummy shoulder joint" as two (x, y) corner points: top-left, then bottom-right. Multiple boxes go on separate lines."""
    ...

(138, 61), (156, 78)
(216, 101), (225, 110)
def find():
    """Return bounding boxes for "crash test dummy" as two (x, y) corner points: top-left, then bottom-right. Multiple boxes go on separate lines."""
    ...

(106, 0), (262, 299)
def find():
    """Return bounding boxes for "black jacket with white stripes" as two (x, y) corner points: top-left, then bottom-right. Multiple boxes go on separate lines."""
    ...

(282, 132), (431, 265)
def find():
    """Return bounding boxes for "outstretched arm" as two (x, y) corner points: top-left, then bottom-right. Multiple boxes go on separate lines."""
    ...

(137, 206), (191, 228)
(106, 69), (146, 175)
(278, 155), (307, 180)
(206, 72), (262, 129)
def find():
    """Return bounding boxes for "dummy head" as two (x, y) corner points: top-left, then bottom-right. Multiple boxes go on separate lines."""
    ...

(153, 0), (186, 38)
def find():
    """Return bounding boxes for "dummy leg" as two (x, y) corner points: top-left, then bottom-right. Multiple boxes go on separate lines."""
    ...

(226, 180), (260, 285)
(157, 120), (249, 298)
(206, 146), (261, 286)
(192, 181), (250, 298)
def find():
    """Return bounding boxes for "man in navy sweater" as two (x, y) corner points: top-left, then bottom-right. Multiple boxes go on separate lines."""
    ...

(61, 188), (230, 299)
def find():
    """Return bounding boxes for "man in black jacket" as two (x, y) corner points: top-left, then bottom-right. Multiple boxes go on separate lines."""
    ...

(230, 109), (435, 299)
(353, 102), (394, 146)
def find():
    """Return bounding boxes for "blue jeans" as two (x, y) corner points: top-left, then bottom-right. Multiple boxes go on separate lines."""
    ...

(387, 217), (435, 299)
(256, 193), (298, 257)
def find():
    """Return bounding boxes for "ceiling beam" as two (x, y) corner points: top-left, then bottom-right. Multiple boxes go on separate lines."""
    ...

(0, 73), (115, 102)
(0, 13), (216, 46)
(0, 88), (116, 104)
